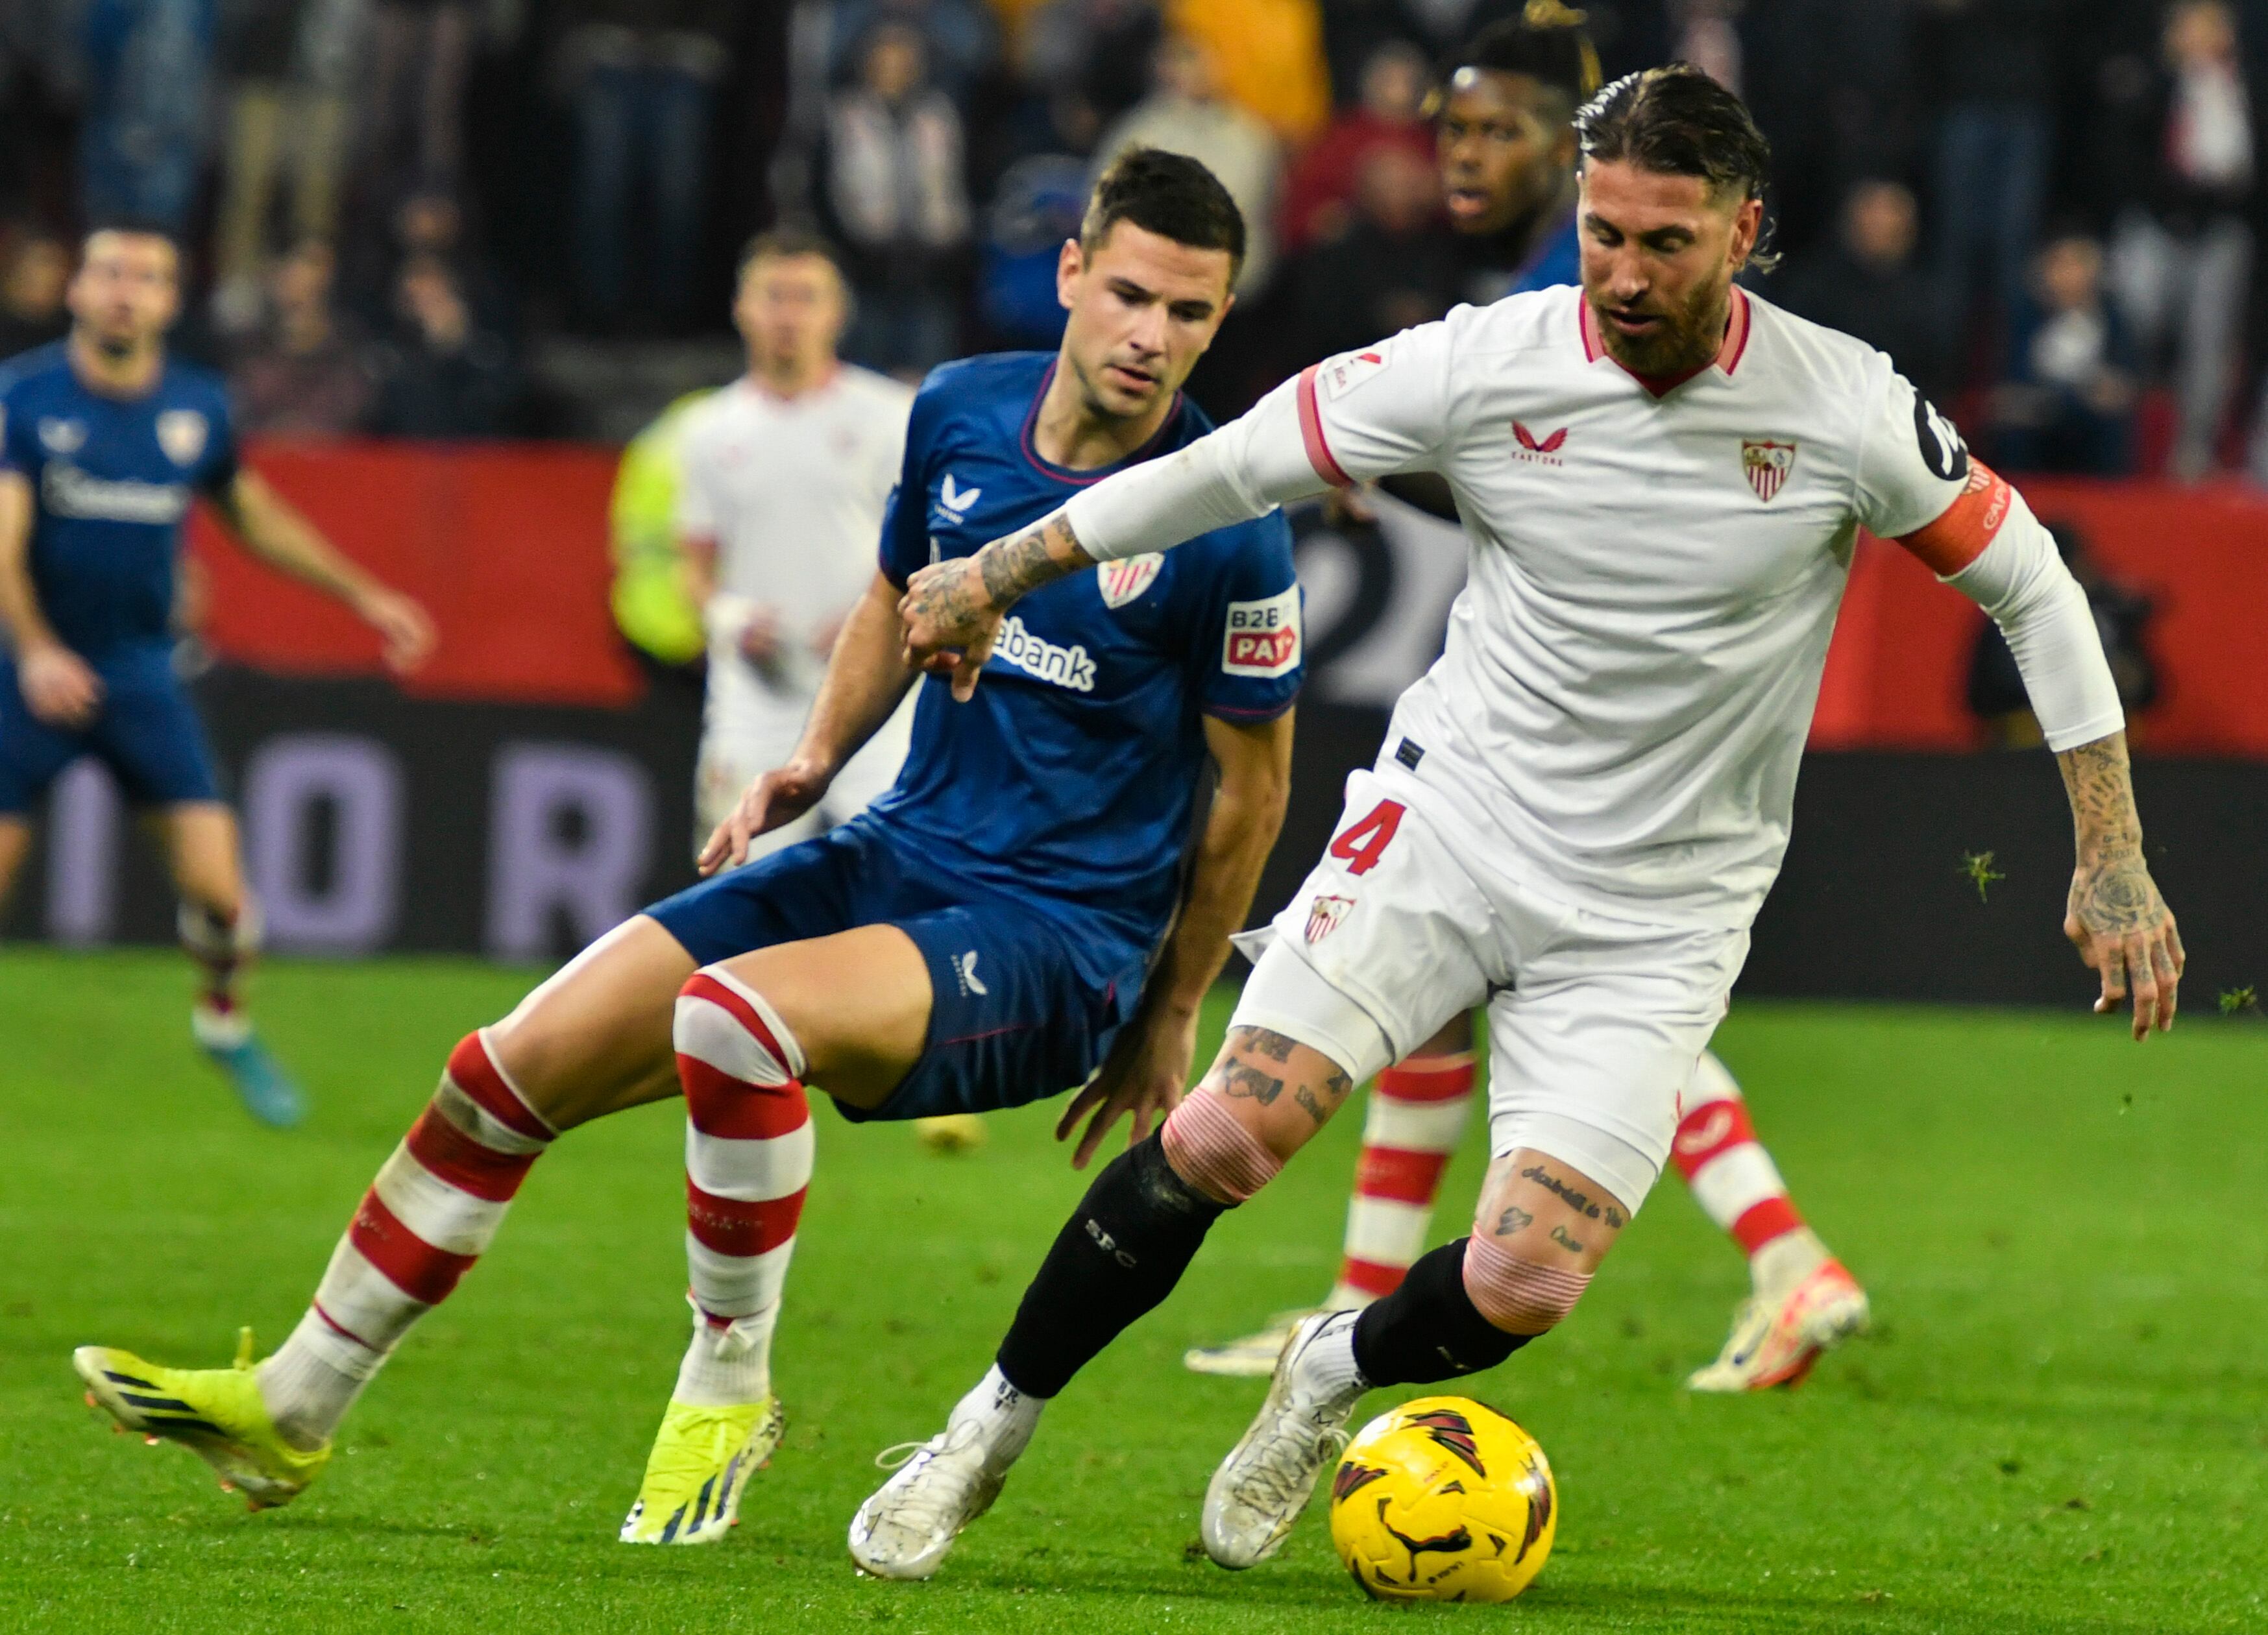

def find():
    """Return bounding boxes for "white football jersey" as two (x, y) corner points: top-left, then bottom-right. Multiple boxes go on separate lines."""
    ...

(1284, 285), (1983, 926)
(677, 365), (914, 720)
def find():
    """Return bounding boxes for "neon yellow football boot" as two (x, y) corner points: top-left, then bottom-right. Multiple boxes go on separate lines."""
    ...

(74, 1327), (330, 1508)
(619, 1396), (785, 1545)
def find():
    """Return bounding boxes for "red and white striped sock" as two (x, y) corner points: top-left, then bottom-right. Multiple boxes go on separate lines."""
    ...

(1671, 1050), (1827, 1294)
(1325, 1051), (1477, 1308)
(672, 966), (813, 1407)
(258, 1030), (555, 1447)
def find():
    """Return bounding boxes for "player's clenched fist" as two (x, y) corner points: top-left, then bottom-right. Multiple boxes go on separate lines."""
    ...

(696, 758), (830, 876)
(18, 642), (103, 727)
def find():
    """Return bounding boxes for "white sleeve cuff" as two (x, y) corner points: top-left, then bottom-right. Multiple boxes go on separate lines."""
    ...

(1942, 494), (2126, 752)
(1062, 378), (1326, 563)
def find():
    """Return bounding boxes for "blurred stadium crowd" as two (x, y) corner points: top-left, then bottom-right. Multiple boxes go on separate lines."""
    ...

(1, 0), (2266, 479)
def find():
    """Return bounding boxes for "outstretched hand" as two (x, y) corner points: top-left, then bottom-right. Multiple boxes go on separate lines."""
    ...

(2065, 853), (2182, 1039)
(698, 758), (831, 876)
(899, 557), (1001, 702)
(1055, 1004), (1199, 1169)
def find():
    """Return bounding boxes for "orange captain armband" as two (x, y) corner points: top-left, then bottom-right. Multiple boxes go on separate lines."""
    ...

(1896, 459), (2014, 576)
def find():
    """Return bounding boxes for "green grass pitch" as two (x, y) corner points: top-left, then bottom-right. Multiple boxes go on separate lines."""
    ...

(1, 948), (2263, 1634)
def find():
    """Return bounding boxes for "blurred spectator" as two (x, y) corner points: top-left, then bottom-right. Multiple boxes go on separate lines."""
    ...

(1097, 32), (1282, 293)
(80, 0), (219, 234)
(829, 0), (997, 106)
(1016, 0), (1160, 128)
(1279, 40), (1433, 256)
(1921, 0), (2053, 340)
(1968, 520), (2157, 747)
(556, 0), (736, 332)
(367, 254), (518, 435)
(0, 229), (71, 358)
(976, 154), (1088, 347)
(1166, 0), (1331, 147)
(2104, 0), (2254, 483)
(210, 0), (359, 333)
(1291, 143), (1457, 357)
(351, 185), (513, 342)
(361, 0), (473, 199)
(1775, 180), (1951, 406)
(824, 23), (972, 376)
(229, 238), (375, 435)
(1668, 0), (1742, 94)
(1320, 0), (1432, 107)
(1990, 234), (2137, 476)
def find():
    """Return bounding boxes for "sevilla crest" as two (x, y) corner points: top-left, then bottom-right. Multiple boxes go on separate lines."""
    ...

(1305, 894), (1354, 944)
(1097, 552), (1164, 609)
(1742, 438), (1796, 502)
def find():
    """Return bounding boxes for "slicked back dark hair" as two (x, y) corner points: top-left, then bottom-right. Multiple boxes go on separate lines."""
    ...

(1575, 65), (1779, 269)
(1443, 6), (1602, 118)
(1080, 147), (1246, 282)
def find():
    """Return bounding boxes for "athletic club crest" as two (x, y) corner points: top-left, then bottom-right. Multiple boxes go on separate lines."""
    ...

(1097, 553), (1164, 609)
(156, 409), (209, 467)
(1305, 894), (1354, 944)
(1741, 438), (1796, 502)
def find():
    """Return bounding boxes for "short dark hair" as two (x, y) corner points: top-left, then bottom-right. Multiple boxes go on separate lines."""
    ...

(1080, 148), (1246, 281)
(737, 226), (844, 284)
(1445, 6), (1602, 116)
(1575, 65), (1779, 268)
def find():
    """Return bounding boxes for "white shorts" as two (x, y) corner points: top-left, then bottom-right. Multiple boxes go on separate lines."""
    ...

(695, 688), (918, 856)
(1230, 766), (1749, 1215)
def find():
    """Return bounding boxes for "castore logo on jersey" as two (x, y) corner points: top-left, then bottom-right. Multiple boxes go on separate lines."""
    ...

(1512, 422), (1568, 465)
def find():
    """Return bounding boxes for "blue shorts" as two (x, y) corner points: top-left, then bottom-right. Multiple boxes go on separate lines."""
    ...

(645, 818), (1145, 1124)
(0, 646), (221, 814)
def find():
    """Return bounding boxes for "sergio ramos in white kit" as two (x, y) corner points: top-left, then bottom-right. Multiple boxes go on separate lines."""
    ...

(681, 230), (917, 853)
(857, 66), (2184, 1581)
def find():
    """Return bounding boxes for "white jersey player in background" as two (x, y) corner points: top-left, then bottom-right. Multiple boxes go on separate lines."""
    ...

(681, 230), (916, 853)
(861, 66), (2182, 1580)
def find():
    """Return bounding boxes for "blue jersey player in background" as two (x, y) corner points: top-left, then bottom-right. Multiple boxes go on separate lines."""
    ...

(0, 228), (435, 1124)
(73, 154), (1304, 1554)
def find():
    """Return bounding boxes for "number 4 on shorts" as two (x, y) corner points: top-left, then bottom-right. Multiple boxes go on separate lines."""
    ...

(1327, 799), (1404, 876)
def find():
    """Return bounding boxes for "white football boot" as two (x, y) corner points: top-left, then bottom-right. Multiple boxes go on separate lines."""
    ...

(1202, 1310), (1367, 1568)
(1687, 1257), (1870, 1392)
(849, 1368), (1036, 1580)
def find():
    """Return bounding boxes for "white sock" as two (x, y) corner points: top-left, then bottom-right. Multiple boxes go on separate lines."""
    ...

(672, 1299), (776, 1407)
(257, 1309), (376, 1450)
(1751, 1225), (1830, 1298)
(953, 1364), (1044, 1462)
(1295, 1311), (1369, 1401)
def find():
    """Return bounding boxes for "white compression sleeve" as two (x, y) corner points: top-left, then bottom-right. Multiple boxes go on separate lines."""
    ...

(1062, 377), (1328, 562)
(1942, 492), (2126, 751)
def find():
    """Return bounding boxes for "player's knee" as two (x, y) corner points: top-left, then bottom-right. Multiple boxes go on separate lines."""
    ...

(1160, 1091), (1282, 1206)
(675, 965), (809, 1122)
(1461, 1231), (1592, 1336)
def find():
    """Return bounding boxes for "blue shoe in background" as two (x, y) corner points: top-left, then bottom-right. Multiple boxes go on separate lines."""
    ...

(193, 1004), (306, 1128)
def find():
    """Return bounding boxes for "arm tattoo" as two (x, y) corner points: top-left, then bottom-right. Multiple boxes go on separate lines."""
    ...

(1219, 1063), (1282, 1104)
(977, 515), (1093, 607)
(2057, 733), (2167, 939)
(1549, 1222), (1587, 1254)
(1238, 1028), (1300, 1063)
(1603, 1203), (1627, 1230)
(1519, 1162), (1604, 1220)
(1295, 1085), (1330, 1126)
(1494, 1205), (1535, 1237)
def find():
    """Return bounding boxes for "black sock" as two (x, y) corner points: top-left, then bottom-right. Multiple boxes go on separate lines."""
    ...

(1351, 1238), (1535, 1387)
(994, 1132), (1228, 1399)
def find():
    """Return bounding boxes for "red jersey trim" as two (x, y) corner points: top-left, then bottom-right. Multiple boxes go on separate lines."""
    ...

(1295, 364), (1355, 488)
(1579, 287), (1752, 397)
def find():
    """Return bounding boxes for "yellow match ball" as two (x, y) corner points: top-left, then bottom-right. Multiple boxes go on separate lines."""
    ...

(1328, 1395), (1557, 1603)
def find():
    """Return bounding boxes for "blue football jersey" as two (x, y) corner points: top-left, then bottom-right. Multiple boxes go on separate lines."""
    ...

(1511, 213), (1581, 295)
(0, 343), (238, 657)
(869, 351), (1302, 980)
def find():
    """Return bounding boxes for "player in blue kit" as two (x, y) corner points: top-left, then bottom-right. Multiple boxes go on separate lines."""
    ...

(0, 228), (434, 1125)
(73, 152), (1304, 1549)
